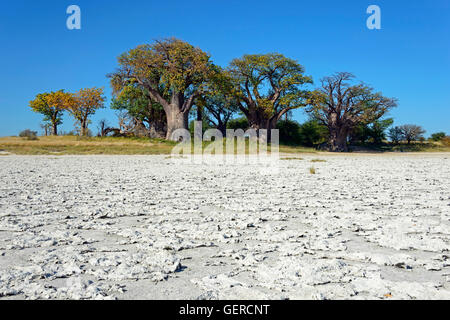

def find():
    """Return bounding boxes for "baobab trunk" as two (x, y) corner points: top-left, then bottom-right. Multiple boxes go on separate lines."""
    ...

(80, 120), (88, 137)
(329, 128), (349, 152)
(165, 105), (189, 141)
(247, 116), (278, 142)
(52, 123), (58, 136)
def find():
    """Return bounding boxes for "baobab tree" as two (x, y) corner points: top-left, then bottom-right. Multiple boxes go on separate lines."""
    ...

(399, 124), (426, 144)
(306, 72), (397, 152)
(29, 90), (73, 135)
(109, 38), (213, 140)
(228, 53), (312, 141)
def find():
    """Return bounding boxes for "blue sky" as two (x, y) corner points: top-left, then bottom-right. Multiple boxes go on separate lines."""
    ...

(0, 0), (449, 137)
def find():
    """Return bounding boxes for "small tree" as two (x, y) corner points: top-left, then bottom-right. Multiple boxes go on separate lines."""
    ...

(29, 90), (73, 135)
(69, 87), (106, 136)
(399, 124), (425, 144)
(388, 126), (403, 144)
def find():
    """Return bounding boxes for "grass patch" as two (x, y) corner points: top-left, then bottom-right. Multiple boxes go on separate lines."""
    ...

(351, 141), (450, 153)
(281, 157), (304, 161)
(309, 166), (316, 174)
(0, 136), (317, 156)
(310, 159), (326, 163)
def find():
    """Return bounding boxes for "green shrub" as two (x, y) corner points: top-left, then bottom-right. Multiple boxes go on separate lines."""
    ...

(298, 120), (328, 147)
(276, 120), (302, 145)
(430, 132), (446, 141)
(227, 117), (249, 131)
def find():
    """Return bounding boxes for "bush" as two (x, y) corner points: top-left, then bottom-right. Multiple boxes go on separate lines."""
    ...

(442, 136), (450, 147)
(276, 120), (302, 145)
(19, 129), (38, 140)
(298, 120), (328, 147)
(429, 132), (446, 142)
(227, 117), (249, 131)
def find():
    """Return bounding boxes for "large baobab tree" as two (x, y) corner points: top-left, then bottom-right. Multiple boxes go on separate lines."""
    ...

(29, 90), (73, 135)
(109, 38), (213, 140)
(228, 53), (312, 140)
(306, 72), (397, 152)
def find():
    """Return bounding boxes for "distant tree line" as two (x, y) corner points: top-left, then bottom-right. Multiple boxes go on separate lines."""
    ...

(27, 38), (448, 151)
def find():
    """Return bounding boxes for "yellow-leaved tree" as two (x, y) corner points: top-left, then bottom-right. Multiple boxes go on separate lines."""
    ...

(69, 87), (106, 136)
(29, 90), (74, 135)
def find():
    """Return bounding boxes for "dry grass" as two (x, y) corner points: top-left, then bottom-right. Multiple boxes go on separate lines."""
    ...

(310, 159), (327, 163)
(0, 136), (176, 155)
(0, 136), (317, 156)
(1, 136), (448, 156)
(280, 157), (304, 161)
(309, 166), (316, 174)
(442, 137), (450, 148)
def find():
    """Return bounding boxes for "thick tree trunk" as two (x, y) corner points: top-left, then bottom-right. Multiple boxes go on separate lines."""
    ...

(52, 123), (58, 136)
(80, 120), (88, 137)
(328, 127), (349, 152)
(165, 105), (189, 141)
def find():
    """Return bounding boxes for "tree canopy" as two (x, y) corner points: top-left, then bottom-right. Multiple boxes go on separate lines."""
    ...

(228, 53), (312, 139)
(29, 90), (74, 135)
(109, 38), (214, 140)
(68, 87), (105, 136)
(306, 72), (397, 151)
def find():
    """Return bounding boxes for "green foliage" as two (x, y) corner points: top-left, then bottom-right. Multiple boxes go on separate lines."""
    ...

(306, 72), (397, 151)
(429, 132), (446, 141)
(189, 119), (212, 136)
(388, 126), (403, 143)
(350, 118), (394, 145)
(298, 120), (328, 147)
(111, 85), (166, 133)
(109, 38), (213, 110)
(228, 53), (312, 128)
(276, 120), (302, 145)
(227, 117), (249, 131)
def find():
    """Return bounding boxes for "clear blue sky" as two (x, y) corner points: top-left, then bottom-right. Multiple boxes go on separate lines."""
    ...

(0, 0), (449, 137)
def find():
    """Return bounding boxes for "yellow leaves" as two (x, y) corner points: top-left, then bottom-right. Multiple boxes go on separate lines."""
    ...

(69, 87), (105, 120)
(114, 38), (212, 96)
(29, 90), (73, 118)
(30, 88), (105, 124)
